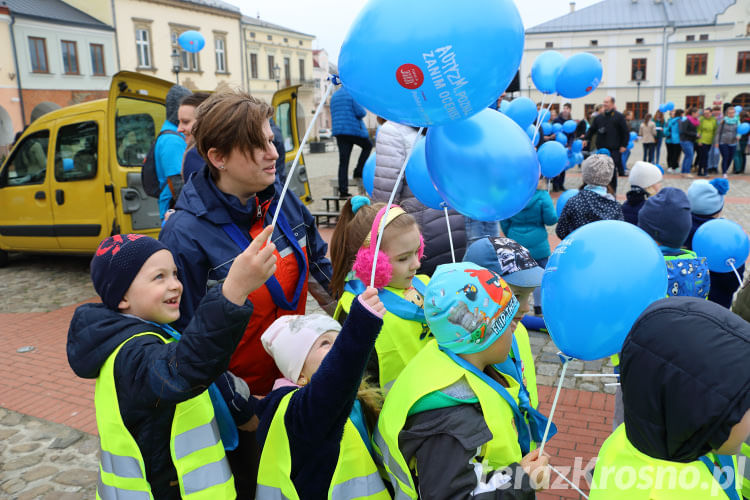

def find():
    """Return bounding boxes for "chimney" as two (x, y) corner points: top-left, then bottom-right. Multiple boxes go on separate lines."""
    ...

(570, 1), (576, 12)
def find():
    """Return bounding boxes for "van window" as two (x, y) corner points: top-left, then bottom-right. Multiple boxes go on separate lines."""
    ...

(115, 97), (165, 166)
(55, 121), (98, 182)
(276, 102), (293, 152)
(0, 131), (50, 187)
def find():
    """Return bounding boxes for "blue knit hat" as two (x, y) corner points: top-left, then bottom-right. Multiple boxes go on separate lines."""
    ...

(90, 234), (169, 310)
(424, 262), (519, 355)
(687, 178), (729, 216)
(638, 187), (692, 248)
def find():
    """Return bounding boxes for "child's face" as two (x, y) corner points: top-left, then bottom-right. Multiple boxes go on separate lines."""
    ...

(298, 330), (339, 384)
(486, 319), (519, 365)
(382, 224), (422, 289)
(509, 285), (532, 321)
(715, 409), (750, 455)
(118, 249), (183, 324)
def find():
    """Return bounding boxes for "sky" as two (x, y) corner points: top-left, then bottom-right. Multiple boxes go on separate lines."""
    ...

(232, 0), (602, 64)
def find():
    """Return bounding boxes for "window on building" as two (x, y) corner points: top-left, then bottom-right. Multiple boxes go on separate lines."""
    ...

(626, 102), (649, 120)
(686, 35), (695, 41)
(686, 53), (707, 75)
(584, 103), (596, 120)
(635, 38), (644, 45)
(55, 121), (98, 182)
(171, 31), (178, 44)
(135, 27), (151, 68)
(732, 93), (750, 109)
(267, 35), (272, 41)
(283, 37), (288, 43)
(170, 28), (200, 72)
(298, 58), (305, 81)
(61, 40), (79, 75)
(215, 36), (226, 73)
(737, 51), (750, 73)
(545, 41), (554, 48)
(90, 44), (105, 76)
(299, 40), (303, 46)
(590, 40), (598, 46)
(699, 34), (708, 41)
(28, 37), (48, 73)
(268, 55), (275, 80)
(685, 95), (705, 110)
(250, 53), (258, 79)
(284, 57), (290, 87)
(631, 58), (647, 80)
(250, 32), (255, 38)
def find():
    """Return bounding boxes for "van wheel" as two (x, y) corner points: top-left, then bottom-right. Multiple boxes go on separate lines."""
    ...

(0, 249), (8, 268)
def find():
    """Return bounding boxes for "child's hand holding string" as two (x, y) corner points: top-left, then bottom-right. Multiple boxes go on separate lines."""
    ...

(223, 225), (277, 305)
(359, 286), (386, 319)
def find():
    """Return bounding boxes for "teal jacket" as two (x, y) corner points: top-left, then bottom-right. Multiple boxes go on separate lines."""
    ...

(500, 189), (558, 260)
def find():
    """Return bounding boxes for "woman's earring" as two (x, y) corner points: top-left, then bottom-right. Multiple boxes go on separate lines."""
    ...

(218, 164), (225, 170)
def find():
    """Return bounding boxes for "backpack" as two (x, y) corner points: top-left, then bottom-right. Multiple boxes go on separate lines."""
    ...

(141, 130), (181, 198)
(664, 250), (710, 299)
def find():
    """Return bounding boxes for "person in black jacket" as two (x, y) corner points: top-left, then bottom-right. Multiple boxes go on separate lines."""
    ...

(583, 96), (629, 191)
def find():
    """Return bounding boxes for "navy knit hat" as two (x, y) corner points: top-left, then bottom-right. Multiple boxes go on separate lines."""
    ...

(90, 234), (169, 310)
(638, 187), (692, 248)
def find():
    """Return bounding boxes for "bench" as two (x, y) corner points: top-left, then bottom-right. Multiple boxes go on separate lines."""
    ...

(311, 211), (340, 227)
(328, 178), (365, 198)
(322, 196), (348, 213)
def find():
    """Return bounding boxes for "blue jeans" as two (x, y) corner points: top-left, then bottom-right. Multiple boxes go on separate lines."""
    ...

(719, 144), (737, 174)
(680, 141), (694, 173)
(643, 143), (656, 163)
(621, 150), (631, 171)
(464, 218), (499, 246)
(708, 144), (721, 172)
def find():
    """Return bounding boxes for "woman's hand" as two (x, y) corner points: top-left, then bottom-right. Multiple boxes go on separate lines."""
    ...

(223, 226), (277, 305)
(521, 448), (551, 490)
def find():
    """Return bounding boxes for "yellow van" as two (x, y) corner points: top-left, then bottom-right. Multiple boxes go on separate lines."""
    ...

(0, 72), (311, 266)
(273, 84), (312, 204)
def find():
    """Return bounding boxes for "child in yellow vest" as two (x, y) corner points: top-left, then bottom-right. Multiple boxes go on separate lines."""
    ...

(375, 262), (550, 499)
(331, 196), (430, 392)
(590, 297), (750, 499)
(66, 228), (277, 499)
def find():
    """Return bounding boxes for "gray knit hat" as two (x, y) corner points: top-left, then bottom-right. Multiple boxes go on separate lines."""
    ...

(582, 154), (614, 187)
(166, 85), (192, 125)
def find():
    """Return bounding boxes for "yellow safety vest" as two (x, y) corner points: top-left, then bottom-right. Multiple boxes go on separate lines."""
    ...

(511, 322), (538, 409)
(334, 275), (430, 392)
(95, 332), (234, 500)
(590, 424), (741, 499)
(256, 390), (390, 500)
(741, 440), (749, 499)
(375, 339), (522, 500)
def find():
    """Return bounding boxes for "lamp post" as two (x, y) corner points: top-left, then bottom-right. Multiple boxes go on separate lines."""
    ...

(526, 74), (532, 97)
(635, 69), (643, 120)
(171, 49), (181, 84)
(273, 63), (281, 89)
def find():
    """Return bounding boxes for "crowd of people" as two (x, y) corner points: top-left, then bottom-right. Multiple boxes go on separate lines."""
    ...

(66, 86), (750, 499)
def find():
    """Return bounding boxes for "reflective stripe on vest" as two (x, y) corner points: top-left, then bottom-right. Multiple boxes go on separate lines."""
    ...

(376, 339), (523, 499)
(95, 332), (234, 500)
(256, 390), (389, 500)
(741, 441), (750, 499)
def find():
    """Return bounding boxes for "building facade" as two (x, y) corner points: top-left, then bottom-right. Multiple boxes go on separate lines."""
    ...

(312, 49), (333, 138)
(523, 0), (750, 122)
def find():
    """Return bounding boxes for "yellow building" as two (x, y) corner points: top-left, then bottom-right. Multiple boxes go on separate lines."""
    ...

(0, 6), (23, 157)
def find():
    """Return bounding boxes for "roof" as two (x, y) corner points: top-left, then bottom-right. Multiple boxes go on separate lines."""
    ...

(241, 15), (314, 38)
(3, 0), (113, 30)
(526, 0), (736, 33)
(177, 0), (240, 14)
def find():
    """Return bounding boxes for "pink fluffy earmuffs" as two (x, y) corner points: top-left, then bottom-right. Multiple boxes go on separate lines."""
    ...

(352, 205), (424, 288)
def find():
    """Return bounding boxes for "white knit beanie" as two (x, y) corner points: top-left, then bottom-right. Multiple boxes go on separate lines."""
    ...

(629, 161), (663, 189)
(261, 314), (342, 382)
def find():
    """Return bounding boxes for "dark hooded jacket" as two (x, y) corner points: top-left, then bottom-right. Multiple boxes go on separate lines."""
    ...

(66, 285), (252, 499)
(621, 297), (750, 462)
(555, 189), (624, 240)
(621, 186), (648, 225)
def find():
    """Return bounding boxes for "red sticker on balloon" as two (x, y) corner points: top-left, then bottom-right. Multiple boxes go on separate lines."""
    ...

(396, 64), (424, 90)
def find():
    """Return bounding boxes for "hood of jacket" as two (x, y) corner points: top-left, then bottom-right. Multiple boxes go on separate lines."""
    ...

(625, 186), (648, 205)
(621, 297), (750, 463)
(67, 303), (159, 379)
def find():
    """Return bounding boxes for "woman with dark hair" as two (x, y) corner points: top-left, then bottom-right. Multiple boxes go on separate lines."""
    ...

(639, 113), (656, 163)
(177, 92), (211, 181)
(680, 107), (699, 178)
(653, 110), (665, 165)
(664, 109), (683, 172)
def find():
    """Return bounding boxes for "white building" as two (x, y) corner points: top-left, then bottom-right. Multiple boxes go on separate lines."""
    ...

(523, 0), (750, 121)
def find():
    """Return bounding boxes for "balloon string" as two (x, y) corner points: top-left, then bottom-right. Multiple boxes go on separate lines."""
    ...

(539, 356), (569, 457)
(443, 205), (455, 263)
(550, 464), (589, 499)
(729, 260), (744, 288)
(370, 128), (425, 287)
(531, 93), (546, 145)
(271, 77), (337, 230)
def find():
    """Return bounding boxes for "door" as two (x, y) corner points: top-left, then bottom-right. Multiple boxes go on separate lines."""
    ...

(273, 85), (312, 204)
(50, 116), (112, 250)
(0, 130), (58, 251)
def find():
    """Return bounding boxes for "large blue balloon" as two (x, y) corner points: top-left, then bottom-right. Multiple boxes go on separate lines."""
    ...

(426, 109), (539, 221)
(555, 53), (603, 99)
(178, 31), (205, 53)
(571, 139), (583, 153)
(552, 122), (563, 133)
(542, 221), (668, 360)
(555, 132), (568, 144)
(405, 137), (444, 210)
(665, 101), (675, 111)
(556, 189), (578, 217)
(738, 122), (750, 136)
(531, 50), (566, 94)
(538, 141), (568, 178)
(339, 0), (525, 127)
(562, 120), (577, 134)
(693, 219), (750, 273)
(363, 152), (376, 196)
(541, 122), (552, 136)
(505, 97), (537, 130)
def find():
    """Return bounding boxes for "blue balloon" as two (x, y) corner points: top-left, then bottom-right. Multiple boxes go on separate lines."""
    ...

(627, 141), (634, 150)
(629, 131), (638, 141)
(562, 120), (577, 134)
(499, 99), (511, 113)
(555, 53), (603, 99)
(735, 105), (743, 116)
(556, 189), (578, 217)
(572, 152), (584, 165)
(363, 152), (376, 196)
(178, 31), (205, 53)
(571, 139), (583, 153)
(666, 101), (675, 111)
(555, 132), (568, 144)
(552, 122), (563, 133)
(404, 137), (444, 210)
(531, 50), (566, 94)
(658, 103), (668, 113)
(538, 141), (568, 178)
(526, 125), (540, 146)
(538, 109), (550, 124)
(426, 109), (539, 221)
(542, 221), (668, 360)
(693, 219), (750, 273)
(596, 148), (611, 156)
(505, 97), (538, 130)
(339, 0), (525, 127)
(541, 122), (552, 136)
(738, 122), (750, 136)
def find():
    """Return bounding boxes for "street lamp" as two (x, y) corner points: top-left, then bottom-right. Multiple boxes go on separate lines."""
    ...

(634, 69), (643, 119)
(171, 49), (181, 84)
(526, 74), (532, 97)
(273, 63), (281, 89)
